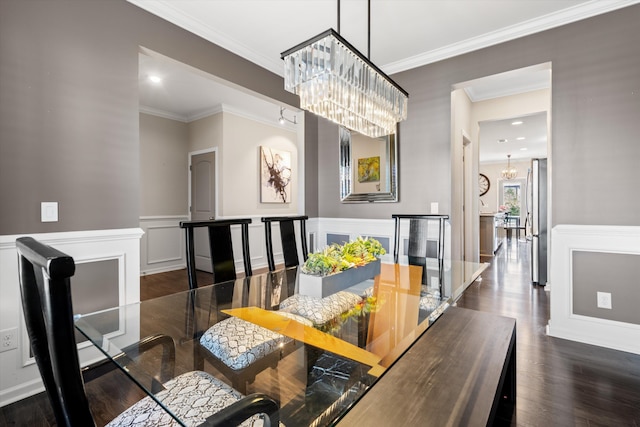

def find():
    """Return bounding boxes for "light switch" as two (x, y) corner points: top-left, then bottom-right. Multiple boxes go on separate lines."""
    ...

(430, 202), (439, 214)
(41, 202), (58, 222)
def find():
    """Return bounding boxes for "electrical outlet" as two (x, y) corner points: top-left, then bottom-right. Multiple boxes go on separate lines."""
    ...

(597, 292), (612, 310)
(0, 328), (18, 353)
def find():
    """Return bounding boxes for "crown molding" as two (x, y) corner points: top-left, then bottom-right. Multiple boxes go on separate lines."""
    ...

(140, 103), (298, 131)
(128, 0), (282, 75)
(139, 105), (188, 122)
(383, 0), (639, 74)
(186, 105), (224, 122)
(219, 104), (298, 132)
(129, 0), (639, 77)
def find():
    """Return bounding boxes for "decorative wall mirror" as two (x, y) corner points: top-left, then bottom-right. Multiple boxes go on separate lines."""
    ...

(339, 126), (398, 202)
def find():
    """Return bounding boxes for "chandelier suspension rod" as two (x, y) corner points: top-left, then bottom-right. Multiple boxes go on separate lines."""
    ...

(368, 0), (371, 59)
(336, 0), (371, 59)
(337, 0), (340, 34)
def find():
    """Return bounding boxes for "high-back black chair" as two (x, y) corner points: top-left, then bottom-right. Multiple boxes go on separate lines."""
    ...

(16, 236), (279, 427)
(17, 237), (93, 425)
(392, 214), (448, 262)
(261, 215), (309, 271)
(392, 214), (449, 287)
(180, 218), (252, 289)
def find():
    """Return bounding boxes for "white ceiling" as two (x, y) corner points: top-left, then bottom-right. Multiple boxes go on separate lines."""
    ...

(132, 0), (637, 158)
(479, 112), (548, 163)
(138, 50), (289, 125)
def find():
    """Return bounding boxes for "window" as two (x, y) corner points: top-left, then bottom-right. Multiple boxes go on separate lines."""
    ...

(503, 183), (521, 216)
(498, 178), (526, 220)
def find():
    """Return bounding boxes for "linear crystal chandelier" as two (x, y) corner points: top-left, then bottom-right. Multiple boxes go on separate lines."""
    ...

(280, 2), (408, 138)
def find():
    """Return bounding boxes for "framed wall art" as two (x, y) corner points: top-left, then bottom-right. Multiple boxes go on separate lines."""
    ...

(357, 156), (380, 183)
(260, 146), (292, 203)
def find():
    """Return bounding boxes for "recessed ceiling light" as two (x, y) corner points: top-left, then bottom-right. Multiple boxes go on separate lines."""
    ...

(148, 75), (162, 84)
(516, 137), (525, 140)
(520, 147), (528, 151)
(498, 139), (508, 143)
(511, 121), (523, 126)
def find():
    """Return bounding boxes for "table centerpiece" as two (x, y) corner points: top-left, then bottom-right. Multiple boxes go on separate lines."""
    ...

(298, 236), (385, 298)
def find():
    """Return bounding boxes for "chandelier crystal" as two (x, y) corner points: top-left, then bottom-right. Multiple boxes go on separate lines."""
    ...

(501, 154), (518, 180)
(281, 29), (408, 138)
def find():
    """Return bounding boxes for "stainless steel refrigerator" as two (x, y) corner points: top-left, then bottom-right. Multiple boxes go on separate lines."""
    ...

(530, 158), (547, 286)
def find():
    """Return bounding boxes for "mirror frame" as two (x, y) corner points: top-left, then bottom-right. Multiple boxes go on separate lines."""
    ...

(339, 126), (398, 202)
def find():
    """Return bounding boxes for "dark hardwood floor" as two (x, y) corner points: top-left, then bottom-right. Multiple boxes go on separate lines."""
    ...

(2, 240), (640, 426)
(456, 238), (640, 426)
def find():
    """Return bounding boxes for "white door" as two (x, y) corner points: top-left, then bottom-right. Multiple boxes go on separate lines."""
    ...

(190, 151), (216, 272)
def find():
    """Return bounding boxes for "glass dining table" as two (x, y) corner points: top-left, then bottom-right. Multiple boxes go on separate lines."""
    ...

(75, 255), (487, 426)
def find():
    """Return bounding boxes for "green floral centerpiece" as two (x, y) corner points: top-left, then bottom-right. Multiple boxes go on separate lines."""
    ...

(302, 236), (385, 276)
(299, 237), (385, 297)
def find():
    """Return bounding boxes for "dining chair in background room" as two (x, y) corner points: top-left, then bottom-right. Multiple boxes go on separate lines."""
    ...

(16, 236), (280, 426)
(261, 215), (309, 271)
(179, 218), (253, 289)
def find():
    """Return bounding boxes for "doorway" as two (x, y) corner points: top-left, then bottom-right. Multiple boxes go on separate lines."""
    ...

(190, 149), (217, 272)
(451, 62), (551, 265)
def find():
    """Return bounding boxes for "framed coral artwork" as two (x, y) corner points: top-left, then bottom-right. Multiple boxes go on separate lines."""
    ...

(260, 146), (292, 203)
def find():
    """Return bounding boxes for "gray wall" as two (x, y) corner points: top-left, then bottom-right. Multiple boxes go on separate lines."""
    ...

(317, 5), (640, 227)
(0, 0), (300, 235)
(573, 251), (640, 324)
(304, 113), (320, 217)
(2, 1), (638, 232)
(139, 113), (189, 217)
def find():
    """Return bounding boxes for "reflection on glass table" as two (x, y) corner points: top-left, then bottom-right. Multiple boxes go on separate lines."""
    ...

(75, 257), (487, 426)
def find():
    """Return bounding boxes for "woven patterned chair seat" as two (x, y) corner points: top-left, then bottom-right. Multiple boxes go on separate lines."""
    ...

(200, 314), (312, 372)
(279, 291), (363, 326)
(107, 371), (266, 427)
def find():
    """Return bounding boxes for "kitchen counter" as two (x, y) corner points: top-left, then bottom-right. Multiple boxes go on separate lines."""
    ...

(480, 213), (506, 256)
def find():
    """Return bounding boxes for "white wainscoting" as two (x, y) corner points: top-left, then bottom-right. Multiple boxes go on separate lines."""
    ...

(0, 228), (144, 406)
(139, 216), (454, 276)
(313, 217), (451, 260)
(547, 224), (640, 355)
(140, 216), (188, 275)
(139, 216), (295, 275)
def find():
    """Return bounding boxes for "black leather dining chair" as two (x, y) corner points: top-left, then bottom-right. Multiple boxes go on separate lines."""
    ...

(179, 218), (252, 289)
(261, 215), (309, 271)
(16, 236), (279, 427)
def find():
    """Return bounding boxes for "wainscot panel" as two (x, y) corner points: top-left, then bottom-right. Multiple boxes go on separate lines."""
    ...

(0, 228), (143, 406)
(548, 224), (640, 355)
(140, 216), (188, 275)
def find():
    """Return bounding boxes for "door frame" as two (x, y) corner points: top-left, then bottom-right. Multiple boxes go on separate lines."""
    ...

(188, 147), (219, 220)
(462, 132), (473, 263)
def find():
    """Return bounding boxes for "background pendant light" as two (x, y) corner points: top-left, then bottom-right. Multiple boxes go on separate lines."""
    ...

(280, 0), (408, 138)
(501, 154), (518, 180)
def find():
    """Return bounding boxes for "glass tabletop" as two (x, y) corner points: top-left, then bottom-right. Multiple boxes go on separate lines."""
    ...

(75, 256), (487, 426)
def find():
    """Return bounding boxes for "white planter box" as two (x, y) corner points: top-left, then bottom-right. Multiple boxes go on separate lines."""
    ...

(298, 259), (381, 298)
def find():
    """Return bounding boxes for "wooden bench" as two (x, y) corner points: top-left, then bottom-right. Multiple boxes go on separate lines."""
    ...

(337, 306), (516, 426)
